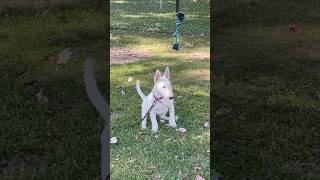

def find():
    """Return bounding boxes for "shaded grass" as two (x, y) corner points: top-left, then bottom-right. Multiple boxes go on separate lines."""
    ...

(110, 35), (210, 179)
(0, 1), (107, 179)
(213, 0), (320, 179)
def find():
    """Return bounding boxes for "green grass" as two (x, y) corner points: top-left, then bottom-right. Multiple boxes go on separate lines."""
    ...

(110, 33), (210, 179)
(0, 1), (107, 179)
(213, 0), (320, 179)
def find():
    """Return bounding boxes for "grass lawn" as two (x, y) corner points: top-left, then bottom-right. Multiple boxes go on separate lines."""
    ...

(213, 0), (320, 179)
(110, 33), (210, 179)
(0, 1), (107, 179)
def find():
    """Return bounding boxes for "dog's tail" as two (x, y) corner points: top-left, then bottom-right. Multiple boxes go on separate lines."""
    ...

(136, 80), (146, 100)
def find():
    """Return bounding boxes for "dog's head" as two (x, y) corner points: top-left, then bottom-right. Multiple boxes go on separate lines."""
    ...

(153, 67), (174, 100)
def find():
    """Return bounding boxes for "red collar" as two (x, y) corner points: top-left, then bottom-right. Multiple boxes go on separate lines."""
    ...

(153, 93), (164, 103)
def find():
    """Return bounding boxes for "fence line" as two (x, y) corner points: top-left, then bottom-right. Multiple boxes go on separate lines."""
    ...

(111, 0), (210, 35)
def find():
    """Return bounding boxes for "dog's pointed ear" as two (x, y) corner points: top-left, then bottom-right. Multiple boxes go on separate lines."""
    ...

(164, 66), (170, 79)
(154, 69), (161, 82)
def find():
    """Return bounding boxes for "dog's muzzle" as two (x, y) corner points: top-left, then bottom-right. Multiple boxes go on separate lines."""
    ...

(169, 96), (174, 100)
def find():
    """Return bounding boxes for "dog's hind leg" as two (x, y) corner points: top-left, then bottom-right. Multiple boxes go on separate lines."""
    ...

(159, 114), (170, 122)
(141, 108), (147, 129)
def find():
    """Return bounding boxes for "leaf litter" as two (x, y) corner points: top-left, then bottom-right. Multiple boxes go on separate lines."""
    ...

(57, 48), (74, 64)
(36, 89), (48, 104)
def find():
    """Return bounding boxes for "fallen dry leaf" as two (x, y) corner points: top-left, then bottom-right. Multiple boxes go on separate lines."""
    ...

(203, 122), (209, 128)
(110, 137), (118, 144)
(193, 164), (202, 171)
(36, 89), (48, 104)
(19, 72), (36, 86)
(289, 24), (303, 36)
(43, 52), (57, 61)
(57, 48), (74, 64)
(195, 175), (205, 180)
(176, 128), (187, 133)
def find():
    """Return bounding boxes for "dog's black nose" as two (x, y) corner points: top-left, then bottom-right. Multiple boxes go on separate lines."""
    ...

(169, 96), (174, 100)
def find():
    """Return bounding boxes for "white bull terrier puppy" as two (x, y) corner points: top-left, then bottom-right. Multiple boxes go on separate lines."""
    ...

(136, 67), (177, 133)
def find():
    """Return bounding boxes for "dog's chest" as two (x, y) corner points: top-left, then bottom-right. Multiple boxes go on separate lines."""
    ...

(153, 101), (170, 114)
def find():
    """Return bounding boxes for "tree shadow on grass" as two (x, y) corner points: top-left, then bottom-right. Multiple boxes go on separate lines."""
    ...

(212, 24), (320, 180)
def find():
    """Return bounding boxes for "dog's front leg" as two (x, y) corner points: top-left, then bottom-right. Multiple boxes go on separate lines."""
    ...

(150, 111), (158, 133)
(168, 104), (177, 128)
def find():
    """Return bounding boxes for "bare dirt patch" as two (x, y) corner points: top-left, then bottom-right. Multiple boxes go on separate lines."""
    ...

(110, 48), (153, 64)
(186, 52), (210, 60)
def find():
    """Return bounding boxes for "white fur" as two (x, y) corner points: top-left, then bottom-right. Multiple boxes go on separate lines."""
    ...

(136, 67), (177, 133)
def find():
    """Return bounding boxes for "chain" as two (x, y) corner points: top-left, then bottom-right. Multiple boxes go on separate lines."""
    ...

(141, 100), (158, 121)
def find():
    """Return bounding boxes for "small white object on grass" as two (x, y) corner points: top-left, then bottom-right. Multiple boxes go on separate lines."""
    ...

(110, 137), (118, 144)
(57, 48), (73, 64)
(176, 128), (187, 133)
(203, 122), (209, 128)
(128, 77), (133, 82)
(121, 90), (125, 95)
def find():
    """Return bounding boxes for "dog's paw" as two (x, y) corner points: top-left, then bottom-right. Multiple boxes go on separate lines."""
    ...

(141, 122), (147, 130)
(151, 128), (158, 134)
(141, 127), (147, 131)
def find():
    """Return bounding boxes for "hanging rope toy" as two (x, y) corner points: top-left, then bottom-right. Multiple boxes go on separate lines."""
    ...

(172, 0), (185, 50)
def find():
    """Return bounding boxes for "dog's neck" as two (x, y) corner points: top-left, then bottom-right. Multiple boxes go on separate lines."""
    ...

(152, 89), (164, 104)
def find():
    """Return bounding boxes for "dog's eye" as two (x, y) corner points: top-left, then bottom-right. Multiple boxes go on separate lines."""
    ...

(163, 86), (165, 88)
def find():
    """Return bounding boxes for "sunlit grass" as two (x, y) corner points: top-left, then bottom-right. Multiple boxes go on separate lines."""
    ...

(110, 34), (210, 179)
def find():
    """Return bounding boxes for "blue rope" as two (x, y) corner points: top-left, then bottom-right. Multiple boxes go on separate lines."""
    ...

(172, 12), (184, 50)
